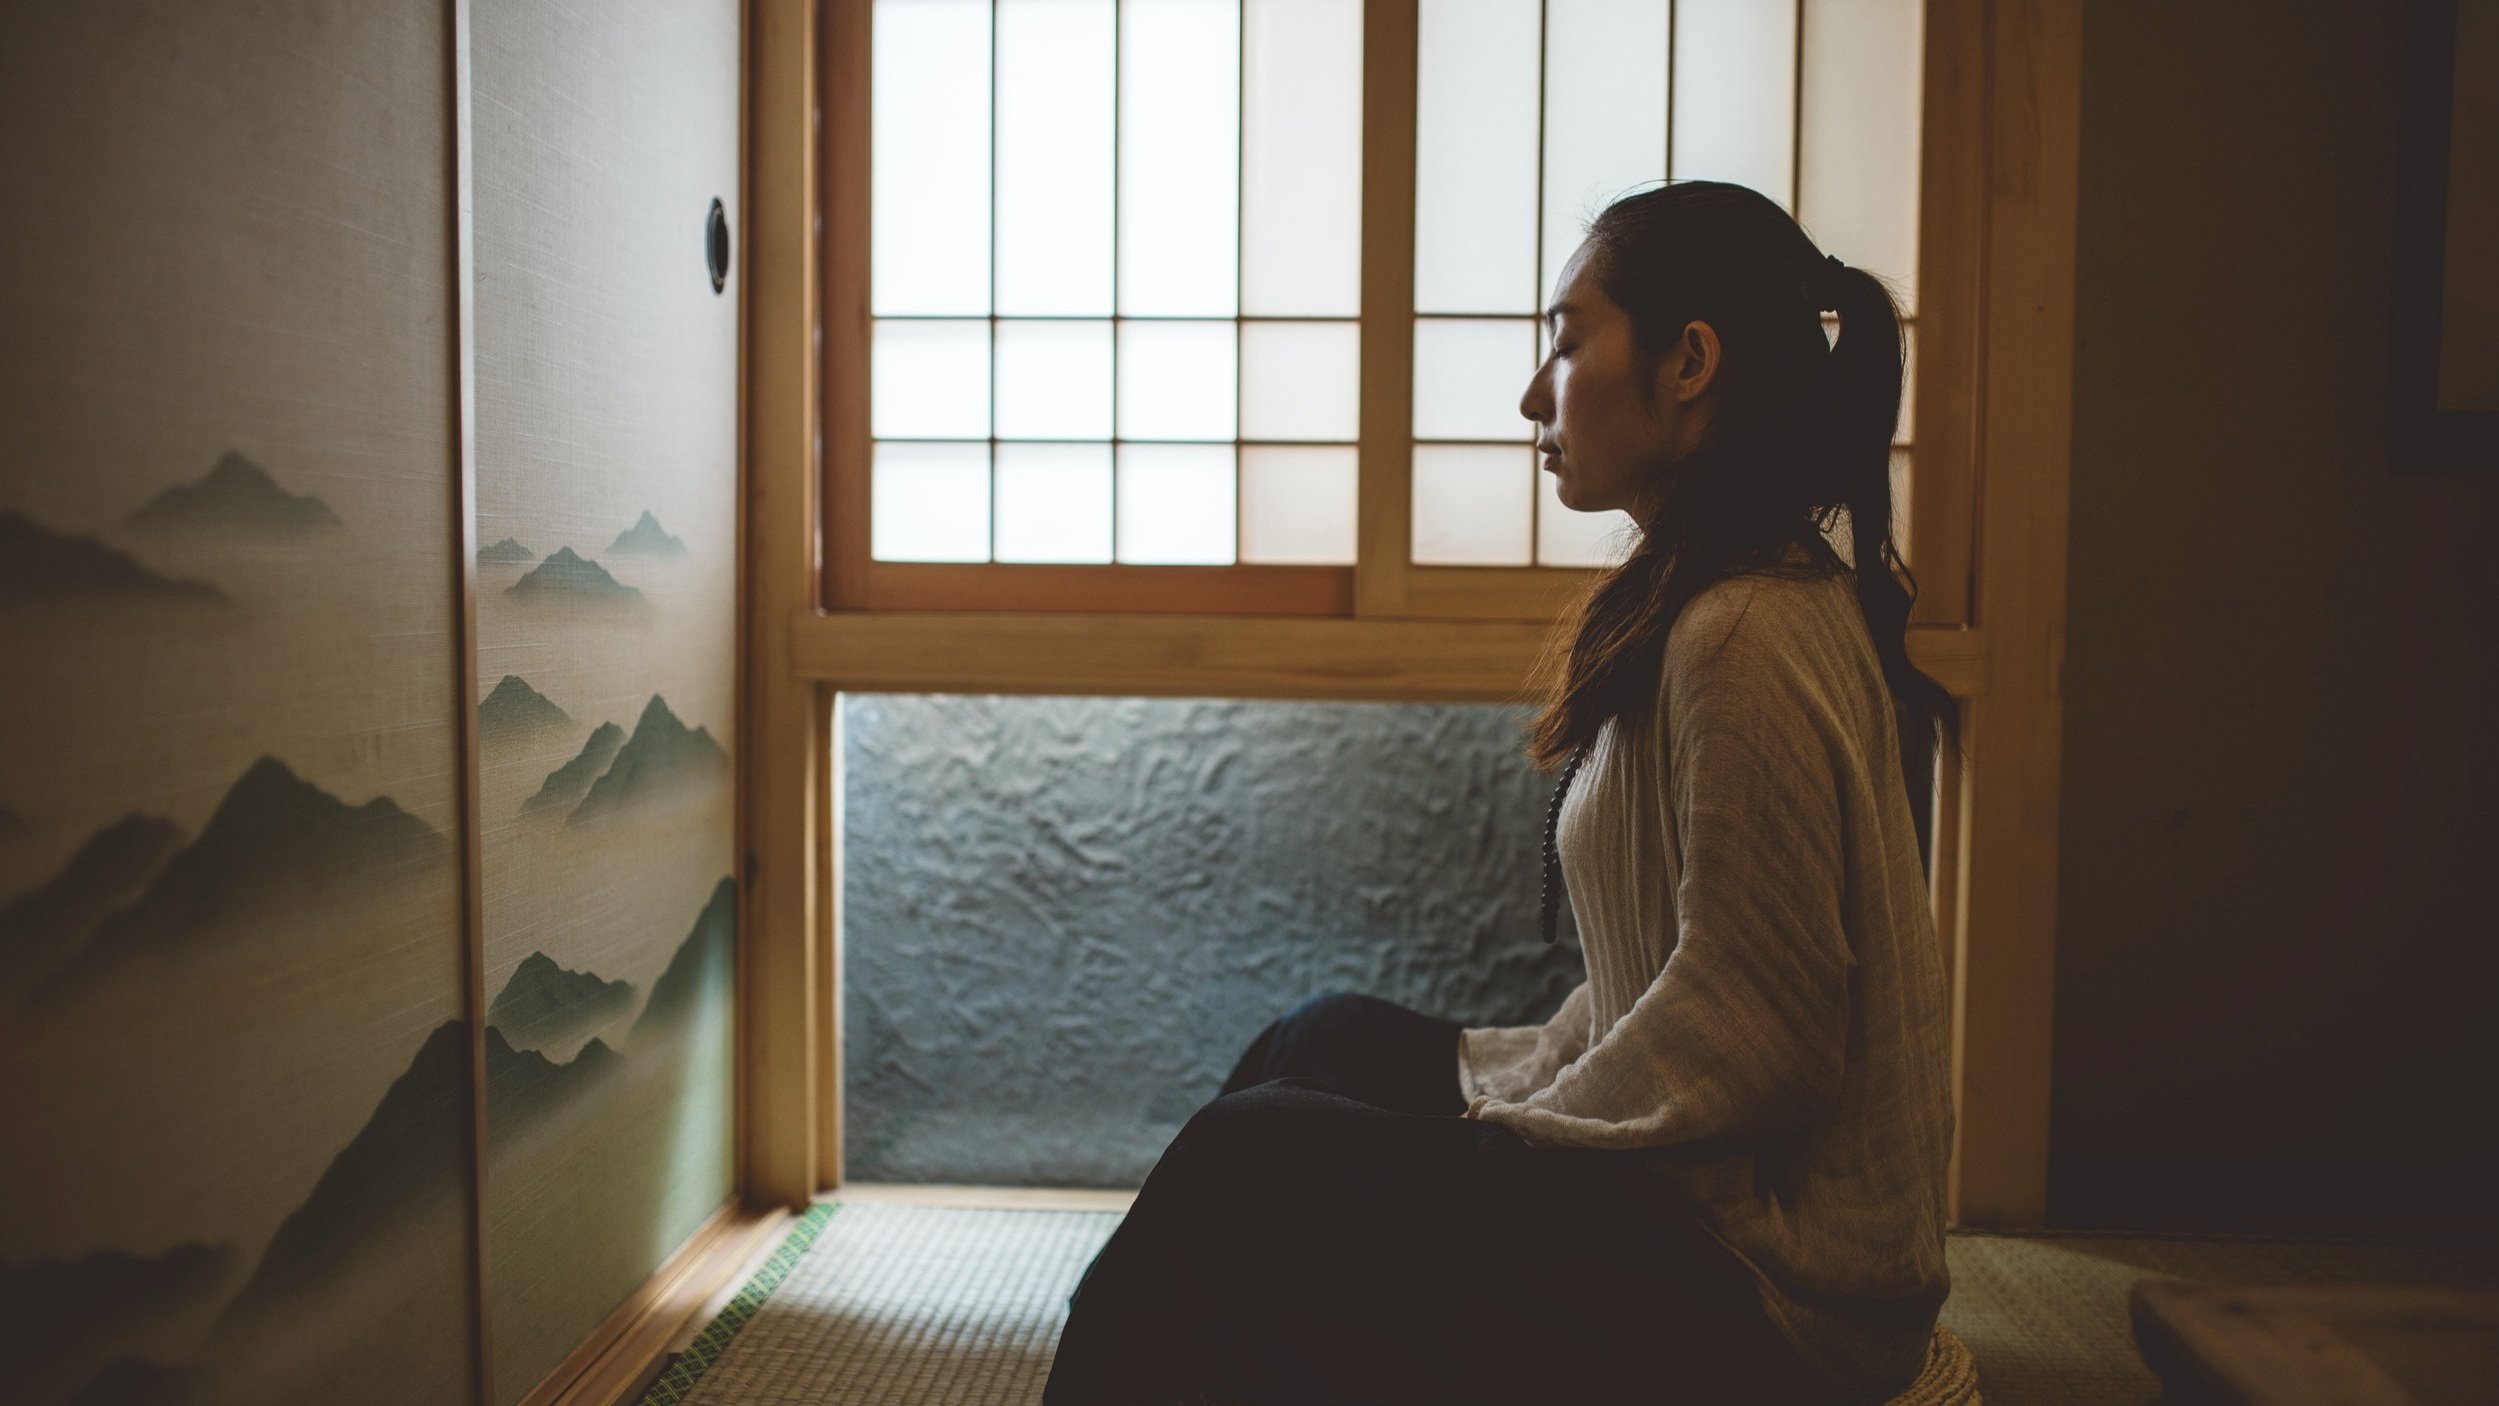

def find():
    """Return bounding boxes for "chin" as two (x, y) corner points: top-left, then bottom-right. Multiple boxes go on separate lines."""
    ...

(1554, 479), (1604, 515)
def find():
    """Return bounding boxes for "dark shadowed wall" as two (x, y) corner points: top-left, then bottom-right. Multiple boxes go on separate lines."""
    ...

(2052, 0), (2499, 1228)
(838, 694), (1587, 1187)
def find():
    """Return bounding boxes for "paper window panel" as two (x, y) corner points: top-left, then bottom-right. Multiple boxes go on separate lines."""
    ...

(1241, 446), (1359, 564)
(996, 442), (1116, 562)
(996, 0), (1116, 316)
(1535, 470), (1638, 568)
(1414, 0), (1542, 314)
(995, 320), (1114, 440)
(1799, 0), (1923, 313)
(1669, 0), (1797, 207)
(874, 441), (992, 561)
(1116, 444), (1237, 564)
(1413, 318), (1537, 442)
(1241, 321), (1361, 442)
(872, 319), (991, 439)
(1413, 444), (1535, 565)
(872, 0), (991, 315)
(1540, 0), (1668, 309)
(1116, 320), (1238, 441)
(1118, 0), (1240, 317)
(1242, 0), (1364, 316)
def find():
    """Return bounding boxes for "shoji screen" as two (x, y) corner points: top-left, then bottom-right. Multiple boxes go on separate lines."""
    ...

(867, 0), (1365, 572)
(1411, 0), (1924, 571)
(0, 4), (476, 1404)
(470, 4), (743, 1403)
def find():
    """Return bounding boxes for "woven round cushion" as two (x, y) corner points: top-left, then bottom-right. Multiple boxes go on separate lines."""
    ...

(1876, 1322), (1981, 1406)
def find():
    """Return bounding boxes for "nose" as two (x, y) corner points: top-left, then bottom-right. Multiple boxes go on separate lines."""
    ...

(1519, 365), (1549, 430)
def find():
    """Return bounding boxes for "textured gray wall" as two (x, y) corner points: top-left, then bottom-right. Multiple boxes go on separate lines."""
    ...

(838, 693), (1585, 1187)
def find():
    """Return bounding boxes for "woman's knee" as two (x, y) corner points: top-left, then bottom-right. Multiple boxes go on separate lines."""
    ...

(1278, 989), (1393, 1036)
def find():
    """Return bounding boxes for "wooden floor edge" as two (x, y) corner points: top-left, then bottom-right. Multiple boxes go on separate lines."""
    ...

(828, 1181), (1140, 1213)
(519, 1199), (793, 1406)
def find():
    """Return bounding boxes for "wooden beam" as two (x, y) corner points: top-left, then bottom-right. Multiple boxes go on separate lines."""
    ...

(1949, 0), (2081, 1228)
(1354, 0), (1419, 617)
(741, 0), (825, 1209)
(791, 609), (1988, 704)
(1911, 0), (1988, 627)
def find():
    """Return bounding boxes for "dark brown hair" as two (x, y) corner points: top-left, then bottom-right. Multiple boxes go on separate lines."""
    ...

(1520, 180), (1962, 773)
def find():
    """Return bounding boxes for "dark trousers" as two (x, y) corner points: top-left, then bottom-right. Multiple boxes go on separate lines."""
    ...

(1040, 992), (1855, 1406)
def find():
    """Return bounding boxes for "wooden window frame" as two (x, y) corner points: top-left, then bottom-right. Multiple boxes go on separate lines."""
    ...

(824, 0), (1972, 626)
(743, 0), (2077, 1238)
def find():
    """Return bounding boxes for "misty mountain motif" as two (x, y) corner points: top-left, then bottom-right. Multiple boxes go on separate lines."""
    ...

(132, 1018), (480, 1406)
(521, 722), (625, 818)
(629, 876), (736, 1045)
(1, 1240), (239, 1406)
(477, 536), (534, 565)
(0, 813), (185, 999)
(121, 451), (342, 537)
(477, 675), (574, 749)
(486, 1023), (624, 1135)
(37, 757), (450, 995)
(0, 510), (230, 605)
(502, 546), (646, 609)
(608, 510), (686, 557)
(489, 952), (635, 1054)
(565, 696), (729, 828)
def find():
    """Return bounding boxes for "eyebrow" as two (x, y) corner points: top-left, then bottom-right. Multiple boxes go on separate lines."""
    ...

(1543, 301), (1579, 328)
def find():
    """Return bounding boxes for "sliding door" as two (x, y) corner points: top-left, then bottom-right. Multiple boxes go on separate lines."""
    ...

(469, 2), (745, 1401)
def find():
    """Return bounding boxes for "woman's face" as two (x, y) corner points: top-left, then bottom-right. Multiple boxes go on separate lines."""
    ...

(1518, 242), (1717, 525)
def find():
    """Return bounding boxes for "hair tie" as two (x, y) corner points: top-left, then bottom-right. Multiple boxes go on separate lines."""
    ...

(1811, 252), (1848, 313)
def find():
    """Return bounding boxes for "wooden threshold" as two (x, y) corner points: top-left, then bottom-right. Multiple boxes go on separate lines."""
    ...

(830, 1182), (1139, 1213)
(517, 1200), (791, 1406)
(789, 609), (1990, 703)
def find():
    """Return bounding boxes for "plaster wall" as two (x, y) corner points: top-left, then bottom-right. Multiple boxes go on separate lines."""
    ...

(838, 694), (1587, 1186)
(2053, 0), (2499, 1223)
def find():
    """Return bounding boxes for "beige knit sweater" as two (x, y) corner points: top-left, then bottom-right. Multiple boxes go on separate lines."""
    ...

(1459, 566), (1954, 1396)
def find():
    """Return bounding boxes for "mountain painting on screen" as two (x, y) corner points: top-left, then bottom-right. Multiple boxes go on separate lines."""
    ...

(0, 510), (230, 605)
(488, 950), (635, 1058)
(518, 720), (626, 819)
(0, 813), (186, 1003)
(477, 675), (576, 751)
(0, 6), (475, 1398)
(121, 451), (345, 539)
(502, 546), (648, 611)
(480, 878), (737, 1406)
(566, 695), (729, 826)
(608, 509), (687, 557)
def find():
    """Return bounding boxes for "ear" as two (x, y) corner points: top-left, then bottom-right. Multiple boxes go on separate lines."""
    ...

(1668, 320), (1722, 403)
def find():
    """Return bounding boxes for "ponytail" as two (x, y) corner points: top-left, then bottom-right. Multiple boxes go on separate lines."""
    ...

(1814, 256), (1965, 769)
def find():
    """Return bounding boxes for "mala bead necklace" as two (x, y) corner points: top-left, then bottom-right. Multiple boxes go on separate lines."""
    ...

(1538, 744), (1586, 945)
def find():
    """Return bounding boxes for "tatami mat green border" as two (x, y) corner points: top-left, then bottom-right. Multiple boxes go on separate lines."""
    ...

(635, 1201), (845, 1406)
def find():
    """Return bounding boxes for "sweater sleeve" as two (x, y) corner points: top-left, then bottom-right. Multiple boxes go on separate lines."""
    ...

(1464, 587), (1855, 1150)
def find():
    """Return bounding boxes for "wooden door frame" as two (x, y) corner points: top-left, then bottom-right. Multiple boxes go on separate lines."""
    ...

(739, 0), (2079, 1229)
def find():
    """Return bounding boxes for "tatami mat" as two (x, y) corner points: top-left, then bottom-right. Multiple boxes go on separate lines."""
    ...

(652, 1201), (1121, 1406)
(643, 1200), (2499, 1405)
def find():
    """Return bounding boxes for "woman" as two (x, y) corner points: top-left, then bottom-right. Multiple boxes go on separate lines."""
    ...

(1041, 180), (1963, 1406)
